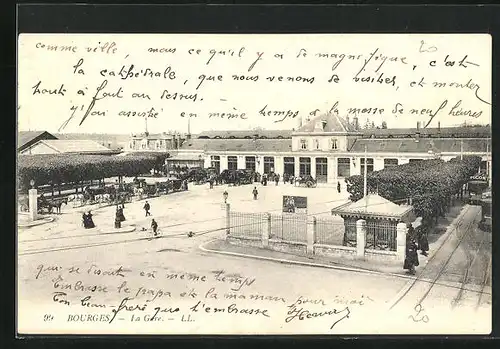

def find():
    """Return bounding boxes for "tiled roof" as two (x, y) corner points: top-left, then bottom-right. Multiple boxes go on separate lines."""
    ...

(180, 138), (293, 153)
(53, 132), (131, 150)
(40, 140), (114, 154)
(349, 138), (490, 153)
(196, 130), (292, 139)
(361, 126), (491, 138)
(18, 131), (57, 150)
(332, 194), (413, 219)
(296, 113), (358, 133)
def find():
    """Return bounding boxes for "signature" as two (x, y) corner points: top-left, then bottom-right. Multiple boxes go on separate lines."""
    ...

(409, 304), (429, 323)
(285, 304), (351, 329)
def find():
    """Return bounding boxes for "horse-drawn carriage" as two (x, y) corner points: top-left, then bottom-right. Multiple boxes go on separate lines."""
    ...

(37, 195), (68, 214)
(294, 175), (317, 188)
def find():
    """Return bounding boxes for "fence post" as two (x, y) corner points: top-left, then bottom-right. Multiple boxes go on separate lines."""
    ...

(28, 188), (38, 222)
(396, 222), (407, 262)
(225, 203), (231, 239)
(306, 216), (316, 256)
(263, 213), (270, 248)
(356, 219), (366, 259)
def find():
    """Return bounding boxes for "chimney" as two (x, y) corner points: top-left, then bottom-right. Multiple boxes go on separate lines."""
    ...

(415, 122), (420, 141)
(321, 119), (327, 131)
(297, 115), (303, 129)
(353, 116), (359, 130)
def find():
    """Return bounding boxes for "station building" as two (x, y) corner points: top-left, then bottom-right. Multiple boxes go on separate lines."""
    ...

(166, 113), (491, 184)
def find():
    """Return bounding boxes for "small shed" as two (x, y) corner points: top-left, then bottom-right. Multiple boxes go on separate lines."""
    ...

(331, 194), (414, 251)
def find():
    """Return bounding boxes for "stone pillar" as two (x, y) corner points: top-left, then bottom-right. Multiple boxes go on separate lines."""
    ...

(275, 156), (284, 176)
(374, 157), (384, 171)
(28, 189), (38, 221)
(327, 157), (336, 184)
(263, 213), (271, 248)
(204, 156), (211, 169)
(307, 217), (316, 256)
(356, 219), (366, 259)
(294, 157), (300, 177)
(257, 156), (265, 174)
(220, 155), (228, 171)
(225, 203), (231, 238)
(237, 156), (245, 170)
(396, 222), (407, 262)
(310, 157), (316, 178)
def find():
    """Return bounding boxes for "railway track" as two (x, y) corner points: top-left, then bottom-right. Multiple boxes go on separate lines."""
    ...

(389, 206), (484, 310)
(451, 230), (491, 309)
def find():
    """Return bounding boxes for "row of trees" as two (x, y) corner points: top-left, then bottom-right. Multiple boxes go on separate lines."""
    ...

(345, 156), (482, 222)
(18, 153), (168, 191)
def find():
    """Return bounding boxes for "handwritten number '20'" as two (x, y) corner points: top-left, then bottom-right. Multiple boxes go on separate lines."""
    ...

(409, 304), (429, 323)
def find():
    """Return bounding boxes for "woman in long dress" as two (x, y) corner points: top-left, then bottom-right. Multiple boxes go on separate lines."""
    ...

(86, 211), (96, 229)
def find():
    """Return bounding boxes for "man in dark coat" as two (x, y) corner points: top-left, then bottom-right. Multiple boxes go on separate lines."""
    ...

(417, 223), (430, 257)
(337, 181), (341, 193)
(252, 187), (258, 200)
(151, 219), (159, 237)
(275, 174), (279, 186)
(143, 201), (151, 217)
(404, 223), (419, 275)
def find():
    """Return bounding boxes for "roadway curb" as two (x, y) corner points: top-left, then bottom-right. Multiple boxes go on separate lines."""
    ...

(100, 225), (137, 234)
(385, 205), (473, 310)
(199, 239), (415, 281)
(18, 216), (55, 228)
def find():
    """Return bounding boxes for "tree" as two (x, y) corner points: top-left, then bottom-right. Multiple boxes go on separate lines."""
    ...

(381, 121), (388, 129)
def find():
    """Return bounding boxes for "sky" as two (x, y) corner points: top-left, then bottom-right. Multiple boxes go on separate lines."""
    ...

(18, 34), (491, 135)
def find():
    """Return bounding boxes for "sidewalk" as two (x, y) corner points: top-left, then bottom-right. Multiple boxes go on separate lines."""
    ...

(200, 203), (474, 279)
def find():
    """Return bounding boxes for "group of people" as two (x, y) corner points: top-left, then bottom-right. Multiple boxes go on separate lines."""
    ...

(404, 222), (430, 275)
(82, 211), (95, 229)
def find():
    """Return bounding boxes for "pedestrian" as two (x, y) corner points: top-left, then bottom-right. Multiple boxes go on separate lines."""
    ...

(86, 211), (96, 229)
(337, 181), (341, 193)
(275, 174), (279, 186)
(82, 212), (88, 228)
(417, 223), (430, 257)
(143, 201), (151, 217)
(114, 210), (121, 229)
(117, 205), (126, 222)
(252, 186), (258, 200)
(404, 222), (419, 275)
(151, 219), (159, 237)
(209, 178), (214, 189)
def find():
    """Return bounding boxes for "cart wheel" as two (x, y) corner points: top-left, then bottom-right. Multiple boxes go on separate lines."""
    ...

(306, 181), (313, 188)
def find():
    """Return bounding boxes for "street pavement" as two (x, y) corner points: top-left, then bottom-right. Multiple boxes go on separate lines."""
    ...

(17, 182), (491, 335)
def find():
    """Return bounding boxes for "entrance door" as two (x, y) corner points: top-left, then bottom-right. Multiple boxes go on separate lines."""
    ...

(316, 157), (328, 183)
(284, 157), (295, 176)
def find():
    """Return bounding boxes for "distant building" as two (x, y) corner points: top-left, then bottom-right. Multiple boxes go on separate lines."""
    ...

(53, 133), (130, 151)
(19, 139), (117, 155)
(128, 132), (188, 153)
(18, 131), (57, 153)
(169, 114), (491, 184)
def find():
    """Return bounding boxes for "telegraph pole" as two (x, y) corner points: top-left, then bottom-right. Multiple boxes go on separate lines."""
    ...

(363, 144), (368, 199)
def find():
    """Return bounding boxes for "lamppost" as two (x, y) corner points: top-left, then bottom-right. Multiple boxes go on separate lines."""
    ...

(28, 179), (38, 221)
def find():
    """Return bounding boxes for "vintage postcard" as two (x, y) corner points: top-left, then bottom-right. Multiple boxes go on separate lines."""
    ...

(17, 33), (492, 335)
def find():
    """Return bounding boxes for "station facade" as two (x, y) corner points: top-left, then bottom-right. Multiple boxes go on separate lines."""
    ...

(166, 113), (491, 184)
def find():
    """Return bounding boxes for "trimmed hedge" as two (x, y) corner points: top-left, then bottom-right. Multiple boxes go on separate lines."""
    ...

(345, 156), (482, 222)
(18, 153), (168, 191)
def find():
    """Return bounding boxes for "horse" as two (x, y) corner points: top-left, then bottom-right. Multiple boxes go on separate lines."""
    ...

(52, 198), (68, 214)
